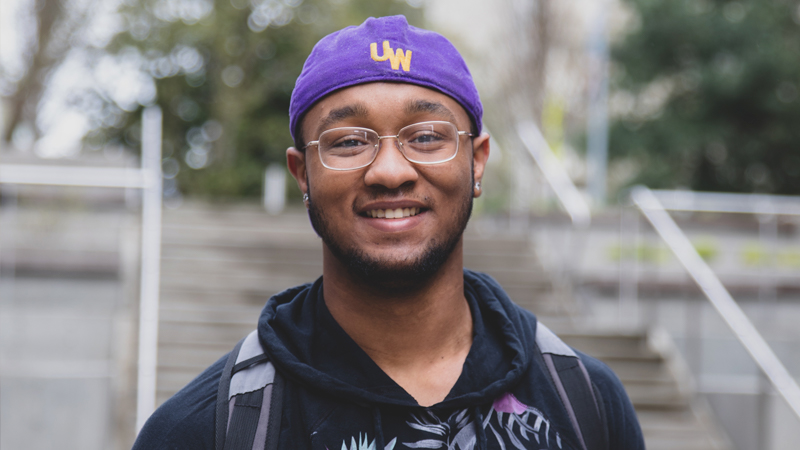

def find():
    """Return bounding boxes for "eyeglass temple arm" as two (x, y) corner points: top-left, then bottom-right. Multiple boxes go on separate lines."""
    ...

(302, 140), (320, 150)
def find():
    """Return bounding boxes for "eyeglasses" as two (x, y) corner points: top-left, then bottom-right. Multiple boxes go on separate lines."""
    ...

(304, 121), (473, 171)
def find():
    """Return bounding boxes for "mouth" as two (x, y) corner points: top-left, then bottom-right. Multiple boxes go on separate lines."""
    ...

(362, 207), (424, 219)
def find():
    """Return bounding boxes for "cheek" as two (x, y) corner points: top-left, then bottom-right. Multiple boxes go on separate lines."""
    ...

(423, 164), (473, 196)
(306, 157), (332, 194)
(307, 167), (360, 204)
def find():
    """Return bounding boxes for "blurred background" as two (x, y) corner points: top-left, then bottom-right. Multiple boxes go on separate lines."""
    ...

(1, 0), (800, 449)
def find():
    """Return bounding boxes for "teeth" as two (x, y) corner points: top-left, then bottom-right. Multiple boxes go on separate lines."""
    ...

(366, 207), (421, 219)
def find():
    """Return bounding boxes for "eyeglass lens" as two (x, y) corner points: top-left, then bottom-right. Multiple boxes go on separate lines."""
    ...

(318, 121), (459, 170)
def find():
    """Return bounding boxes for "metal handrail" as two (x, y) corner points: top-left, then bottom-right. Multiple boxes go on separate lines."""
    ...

(630, 185), (800, 421)
(0, 164), (152, 188)
(0, 107), (164, 432)
(516, 120), (591, 229)
(652, 189), (800, 216)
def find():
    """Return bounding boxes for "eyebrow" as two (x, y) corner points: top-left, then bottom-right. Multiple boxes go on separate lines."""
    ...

(404, 100), (458, 123)
(316, 104), (369, 137)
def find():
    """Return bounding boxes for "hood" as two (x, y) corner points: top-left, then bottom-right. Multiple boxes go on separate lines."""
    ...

(256, 269), (537, 411)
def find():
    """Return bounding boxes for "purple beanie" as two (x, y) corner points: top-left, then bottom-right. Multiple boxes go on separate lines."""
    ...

(289, 15), (482, 143)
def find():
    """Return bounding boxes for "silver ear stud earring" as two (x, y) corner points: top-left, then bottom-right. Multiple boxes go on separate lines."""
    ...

(302, 193), (309, 203)
(475, 181), (481, 190)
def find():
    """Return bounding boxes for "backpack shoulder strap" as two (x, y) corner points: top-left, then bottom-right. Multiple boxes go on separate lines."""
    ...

(215, 329), (284, 450)
(535, 323), (609, 450)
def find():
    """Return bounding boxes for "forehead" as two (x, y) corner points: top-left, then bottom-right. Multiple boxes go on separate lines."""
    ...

(301, 82), (471, 140)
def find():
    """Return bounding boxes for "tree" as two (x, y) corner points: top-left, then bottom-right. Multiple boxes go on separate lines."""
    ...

(104, 0), (424, 200)
(609, 0), (800, 194)
(1, 0), (96, 145)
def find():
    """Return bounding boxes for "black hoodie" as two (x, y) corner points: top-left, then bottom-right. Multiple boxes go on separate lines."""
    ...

(134, 270), (644, 449)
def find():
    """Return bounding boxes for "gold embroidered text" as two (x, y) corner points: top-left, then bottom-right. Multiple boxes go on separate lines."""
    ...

(370, 41), (412, 72)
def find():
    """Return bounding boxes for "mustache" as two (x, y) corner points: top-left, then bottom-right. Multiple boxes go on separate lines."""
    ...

(351, 186), (431, 212)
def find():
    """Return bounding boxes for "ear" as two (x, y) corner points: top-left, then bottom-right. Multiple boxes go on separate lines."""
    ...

(286, 147), (308, 196)
(471, 132), (490, 198)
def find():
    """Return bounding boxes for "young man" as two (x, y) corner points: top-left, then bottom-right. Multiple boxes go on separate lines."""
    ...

(134, 16), (644, 450)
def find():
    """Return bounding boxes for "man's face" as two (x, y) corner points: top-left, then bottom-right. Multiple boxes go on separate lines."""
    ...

(287, 83), (490, 290)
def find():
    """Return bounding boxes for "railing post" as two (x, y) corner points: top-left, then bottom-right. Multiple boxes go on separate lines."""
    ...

(515, 121), (591, 229)
(757, 213), (778, 305)
(135, 106), (163, 432)
(685, 296), (704, 375)
(0, 184), (19, 304)
(758, 371), (771, 450)
(619, 203), (639, 327)
(515, 120), (592, 311)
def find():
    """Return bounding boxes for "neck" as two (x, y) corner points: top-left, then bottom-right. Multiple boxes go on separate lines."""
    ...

(322, 240), (473, 405)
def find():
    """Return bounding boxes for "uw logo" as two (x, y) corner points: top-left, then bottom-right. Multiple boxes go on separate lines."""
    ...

(370, 41), (412, 72)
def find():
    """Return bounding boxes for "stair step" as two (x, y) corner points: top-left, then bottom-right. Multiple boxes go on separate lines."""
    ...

(160, 273), (313, 293)
(159, 345), (236, 370)
(602, 360), (677, 384)
(161, 258), (323, 280)
(551, 327), (731, 449)
(159, 289), (275, 306)
(159, 322), (257, 347)
(638, 407), (731, 450)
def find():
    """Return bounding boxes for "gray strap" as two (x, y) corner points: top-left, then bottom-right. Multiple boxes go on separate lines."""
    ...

(264, 369), (284, 450)
(230, 362), (276, 400)
(216, 338), (245, 450)
(252, 384), (273, 450)
(236, 330), (265, 364)
(226, 384), (274, 450)
(536, 323), (577, 357)
(224, 389), (264, 450)
(224, 329), (279, 450)
(576, 358), (601, 416)
(542, 352), (588, 450)
(229, 330), (276, 399)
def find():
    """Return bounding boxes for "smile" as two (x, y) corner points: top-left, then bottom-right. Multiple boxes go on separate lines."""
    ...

(365, 207), (422, 219)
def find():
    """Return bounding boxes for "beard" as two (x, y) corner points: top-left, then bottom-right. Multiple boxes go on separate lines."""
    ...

(307, 185), (473, 293)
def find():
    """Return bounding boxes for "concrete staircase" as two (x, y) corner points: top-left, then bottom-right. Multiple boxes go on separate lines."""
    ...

(157, 205), (319, 403)
(156, 203), (732, 449)
(557, 327), (732, 450)
(156, 203), (557, 402)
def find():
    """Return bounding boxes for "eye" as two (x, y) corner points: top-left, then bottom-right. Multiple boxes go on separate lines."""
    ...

(323, 129), (374, 148)
(331, 137), (369, 148)
(408, 131), (444, 144)
(405, 130), (449, 151)
(323, 131), (374, 157)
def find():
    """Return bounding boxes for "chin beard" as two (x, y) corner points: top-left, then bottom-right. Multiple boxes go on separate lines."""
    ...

(307, 191), (473, 293)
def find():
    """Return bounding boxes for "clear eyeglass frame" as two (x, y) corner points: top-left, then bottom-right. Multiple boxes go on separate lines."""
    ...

(303, 121), (473, 171)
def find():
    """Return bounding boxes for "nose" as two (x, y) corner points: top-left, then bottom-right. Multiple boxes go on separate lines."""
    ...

(363, 137), (419, 189)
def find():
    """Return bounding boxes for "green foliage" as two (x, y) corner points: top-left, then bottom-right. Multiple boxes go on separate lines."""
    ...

(742, 242), (800, 267)
(606, 237), (718, 264)
(607, 241), (670, 264)
(692, 237), (719, 262)
(105, 0), (422, 200)
(609, 0), (800, 194)
(777, 249), (800, 267)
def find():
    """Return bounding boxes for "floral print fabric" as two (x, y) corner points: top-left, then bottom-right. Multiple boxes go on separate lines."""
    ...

(334, 393), (565, 450)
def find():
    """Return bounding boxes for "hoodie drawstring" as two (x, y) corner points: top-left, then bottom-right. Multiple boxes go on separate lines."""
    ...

(372, 407), (386, 450)
(471, 406), (487, 450)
